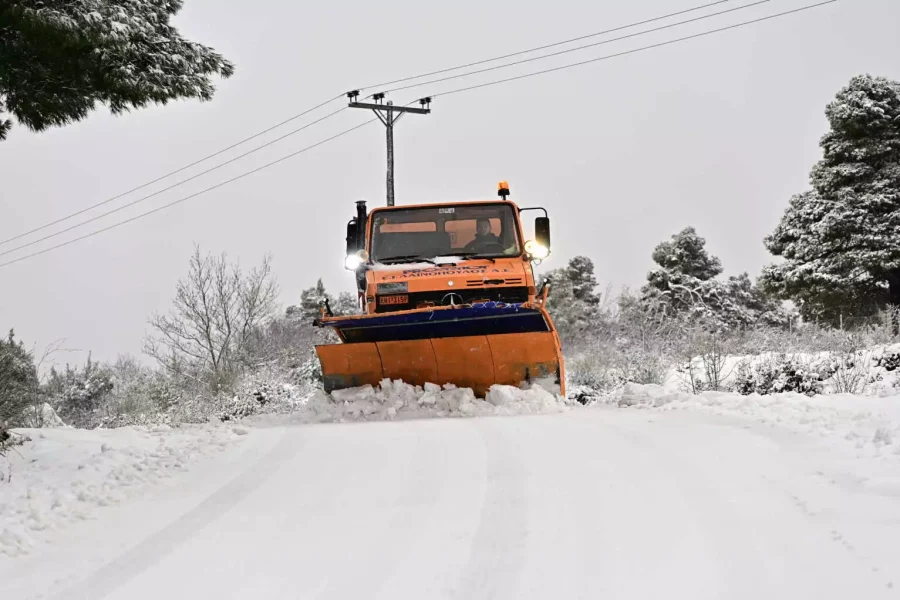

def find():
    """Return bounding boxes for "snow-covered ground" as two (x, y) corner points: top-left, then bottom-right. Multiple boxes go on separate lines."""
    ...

(0, 381), (568, 560)
(0, 424), (248, 558)
(2, 380), (899, 599)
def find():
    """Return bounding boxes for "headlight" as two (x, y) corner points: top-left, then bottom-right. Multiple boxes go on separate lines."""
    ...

(344, 250), (368, 270)
(344, 254), (362, 270)
(524, 240), (549, 259)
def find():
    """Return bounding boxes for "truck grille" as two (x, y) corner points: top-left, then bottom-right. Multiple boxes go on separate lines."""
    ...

(375, 286), (530, 313)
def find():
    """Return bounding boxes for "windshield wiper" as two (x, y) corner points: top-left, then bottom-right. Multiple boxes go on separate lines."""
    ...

(454, 252), (496, 263)
(379, 255), (437, 265)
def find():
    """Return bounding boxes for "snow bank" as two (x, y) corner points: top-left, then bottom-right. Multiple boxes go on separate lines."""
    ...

(612, 383), (900, 460)
(0, 424), (246, 557)
(247, 378), (572, 426)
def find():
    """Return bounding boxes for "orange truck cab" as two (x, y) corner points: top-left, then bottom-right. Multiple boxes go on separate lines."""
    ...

(314, 183), (566, 397)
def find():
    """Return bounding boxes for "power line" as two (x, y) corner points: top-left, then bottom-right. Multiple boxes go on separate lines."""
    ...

(0, 106), (350, 259)
(360, 0), (735, 91)
(380, 0), (773, 96)
(0, 119), (377, 270)
(0, 94), (345, 247)
(0, 1), (837, 270)
(430, 1), (837, 99)
(1, 0), (736, 247)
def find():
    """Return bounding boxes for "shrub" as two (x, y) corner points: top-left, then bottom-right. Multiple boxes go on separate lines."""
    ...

(217, 368), (309, 421)
(0, 330), (38, 428)
(732, 354), (826, 396)
(873, 346), (900, 372)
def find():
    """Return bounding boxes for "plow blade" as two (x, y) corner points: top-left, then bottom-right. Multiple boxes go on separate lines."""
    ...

(315, 303), (565, 397)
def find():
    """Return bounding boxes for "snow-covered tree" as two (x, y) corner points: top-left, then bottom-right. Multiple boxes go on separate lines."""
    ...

(0, 0), (234, 140)
(565, 256), (601, 305)
(644, 227), (787, 330)
(0, 329), (38, 427)
(643, 227), (721, 315)
(541, 256), (604, 345)
(761, 74), (900, 325)
(297, 279), (330, 322)
(650, 226), (723, 282)
(718, 273), (791, 329)
(334, 291), (361, 315)
(291, 280), (360, 322)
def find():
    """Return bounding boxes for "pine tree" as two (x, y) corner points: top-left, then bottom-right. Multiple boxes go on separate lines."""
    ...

(299, 279), (331, 322)
(564, 256), (600, 305)
(644, 227), (787, 330)
(643, 227), (722, 316)
(761, 74), (900, 325)
(293, 280), (360, 321)
(650, 226), (722, 281)
(541, 256), (604, 345)
(0, 0), (234, 140)
(334, 291), (361, 316)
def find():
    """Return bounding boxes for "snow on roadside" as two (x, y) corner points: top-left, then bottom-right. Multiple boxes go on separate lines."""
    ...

(246, 378), (572, 426)
(0, 424), (247, 558)
(611, 383), (900, 461)
(660, 344), (900, 397)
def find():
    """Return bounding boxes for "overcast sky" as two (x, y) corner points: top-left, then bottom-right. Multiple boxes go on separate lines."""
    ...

(1, 0), (898, 367)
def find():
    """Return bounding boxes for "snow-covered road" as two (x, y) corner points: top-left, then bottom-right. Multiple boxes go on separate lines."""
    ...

(3, 402), (900, 599)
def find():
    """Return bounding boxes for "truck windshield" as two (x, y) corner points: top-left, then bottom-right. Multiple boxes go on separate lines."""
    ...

(369, 203), (522, 263)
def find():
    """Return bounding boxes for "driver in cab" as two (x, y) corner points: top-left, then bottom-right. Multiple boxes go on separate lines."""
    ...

(464, 218), (501, 252)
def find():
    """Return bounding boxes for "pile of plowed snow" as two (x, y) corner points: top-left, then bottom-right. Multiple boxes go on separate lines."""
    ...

(0, 424), (246, 557)
(249, 379), (572, 425)
(611, 383), (900, 460)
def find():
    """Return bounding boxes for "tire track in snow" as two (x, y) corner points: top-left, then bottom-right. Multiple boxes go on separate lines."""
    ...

(50, 427), (302, 600)
(455, 419), (529, 599)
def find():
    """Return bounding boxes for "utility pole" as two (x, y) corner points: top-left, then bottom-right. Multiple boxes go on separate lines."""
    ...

(347, 91), (431, 206)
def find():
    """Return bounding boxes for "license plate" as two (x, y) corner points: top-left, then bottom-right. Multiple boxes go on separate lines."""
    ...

(379, 294), (409, 305)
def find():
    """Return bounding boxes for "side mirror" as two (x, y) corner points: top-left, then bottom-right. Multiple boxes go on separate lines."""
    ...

(535, 216), (550, 249)
(346, 219), (359, 256)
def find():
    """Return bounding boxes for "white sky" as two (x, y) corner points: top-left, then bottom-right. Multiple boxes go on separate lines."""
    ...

(1, 0), (898, 366)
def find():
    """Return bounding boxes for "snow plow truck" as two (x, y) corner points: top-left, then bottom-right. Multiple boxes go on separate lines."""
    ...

(313, 182), (565, 397)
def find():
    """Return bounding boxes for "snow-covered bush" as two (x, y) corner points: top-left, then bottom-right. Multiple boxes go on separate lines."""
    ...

(94, 356), (186, 426)
(874, 346), (900, 372)
(47, 356), (114, 428)
(823, 351), (876, 395)
(295, 351), (323, 385)
(0, 330), (38, 429)
(732, 355), (826, 396)
(614, 348), (668, 386)
(218, 368), (309, 421)
(566, 354), (615, 390)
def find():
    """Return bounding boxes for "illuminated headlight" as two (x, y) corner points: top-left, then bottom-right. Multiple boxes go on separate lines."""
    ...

(344, 250), (368, 270)
(524, 240), (549, 259)
(344, 254), (362, 270)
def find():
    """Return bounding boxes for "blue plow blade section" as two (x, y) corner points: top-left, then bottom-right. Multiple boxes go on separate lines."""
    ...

(319, 302), (551, 344)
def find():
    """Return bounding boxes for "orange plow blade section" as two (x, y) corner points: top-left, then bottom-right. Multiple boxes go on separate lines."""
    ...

(376, 340), (438, 387)
(431, 336), (496, 397)
(315, 343), (384, 390)
(316, 331), (564, 397)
